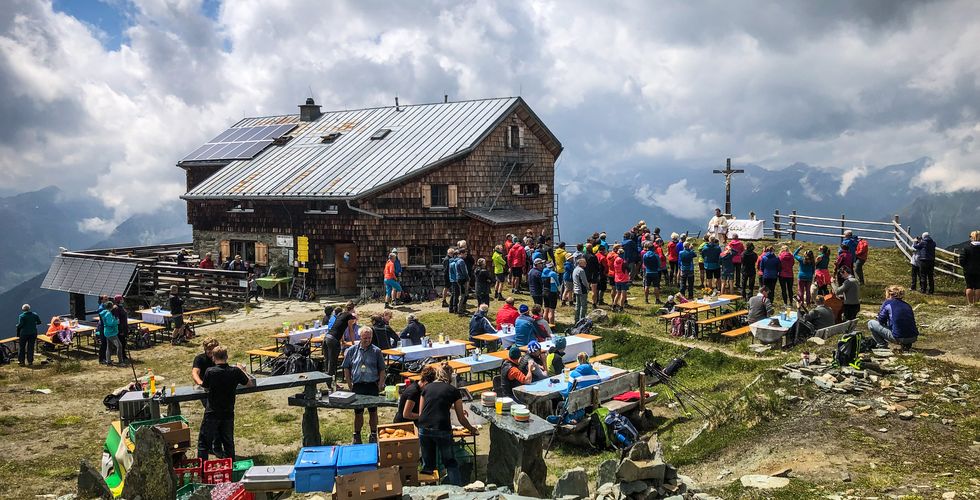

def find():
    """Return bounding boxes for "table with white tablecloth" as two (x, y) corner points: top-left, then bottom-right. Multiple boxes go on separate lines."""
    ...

(490, 330), (594, 359)
(138, 309), (171, 325)
(388, 340), (468, 362)
(452, 354), (504, 373)
(749, 311), (798, 344)
(280, 326), (330, 344)
(513, 363), (627, 416)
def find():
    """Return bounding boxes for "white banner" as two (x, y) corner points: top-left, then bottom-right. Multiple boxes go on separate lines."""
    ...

(705, 218), (765, 240)
(276, 235), (293, 247)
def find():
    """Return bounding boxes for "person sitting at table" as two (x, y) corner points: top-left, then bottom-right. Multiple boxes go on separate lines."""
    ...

(399, 313), (426, 347)
(519, 341), (549, 382)
(468, 304), (496, 346)
(500, 345), (534, 399)
(395, 366), (434, 424)
(512, 304), (535, 347)
(370, 313), (399, 351)
(747, 286), (775, 324)
(803, 295), (835, 331)
(341, 326), (386, 444)
(530, 304), (553, 342)
(868, 285), (919, 350)
(559, 352), (602, 398)
(45, 316), (74, 345)
(545, 336), (567, 376)
(494, 297), (519, 330)
(418, 363), (479, 486)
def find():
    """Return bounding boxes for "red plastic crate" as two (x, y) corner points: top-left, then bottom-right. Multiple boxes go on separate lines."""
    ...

(203, 458), (233, 484)
(174, 457), (203, 487)
(210, 481), (252, 500)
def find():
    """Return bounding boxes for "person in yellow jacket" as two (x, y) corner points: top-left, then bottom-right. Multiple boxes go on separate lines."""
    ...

(492, 245), (507, 300)
(554, 243), (568, 274)
(545, 336), (567, 376)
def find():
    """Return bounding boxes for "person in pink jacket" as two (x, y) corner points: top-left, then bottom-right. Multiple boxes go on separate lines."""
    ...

(778, 245), (795, 306)
(728, 234), (745, 292)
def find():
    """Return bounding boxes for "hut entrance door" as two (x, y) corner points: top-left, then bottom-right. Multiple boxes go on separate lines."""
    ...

(335, 243), (358, 295)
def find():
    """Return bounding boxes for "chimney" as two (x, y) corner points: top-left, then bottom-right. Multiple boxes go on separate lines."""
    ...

(395, 97), (400, 111)
(444, 94), (448, 103)
(299, 97), (321, 122)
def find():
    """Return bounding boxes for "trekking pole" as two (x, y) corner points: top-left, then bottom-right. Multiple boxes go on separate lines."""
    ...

(545, 378), (578, 458)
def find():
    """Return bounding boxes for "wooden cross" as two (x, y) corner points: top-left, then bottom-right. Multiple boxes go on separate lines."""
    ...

(712, 158), (744, 216)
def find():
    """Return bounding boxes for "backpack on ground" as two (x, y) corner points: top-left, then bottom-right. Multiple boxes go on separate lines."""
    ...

(0, 342), (13, 364)
(587, 407), (610, 449)
(568, 317), (594, 335)
(171, 323), (195, 345)
(833, 332), (863, 369)
(604, 410), (639, 449)
(133, 327), (152, 349)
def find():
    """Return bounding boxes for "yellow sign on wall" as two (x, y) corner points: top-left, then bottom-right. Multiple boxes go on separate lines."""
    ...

(297, 235), (309, 262)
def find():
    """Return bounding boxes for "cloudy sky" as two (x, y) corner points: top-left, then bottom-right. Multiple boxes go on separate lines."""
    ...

(1, 0), (978, 232)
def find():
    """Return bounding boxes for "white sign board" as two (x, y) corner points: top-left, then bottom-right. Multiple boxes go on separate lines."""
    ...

(727, 219), (765, 240)
(276, 235), (293, 248)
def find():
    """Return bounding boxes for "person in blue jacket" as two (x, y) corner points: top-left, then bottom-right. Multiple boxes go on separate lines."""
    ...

(678, 242), (696, 297)
(700, 238), (722, 290)
(759, 246), (781, 299)
(559, 352), (602, 398)
(868, 285), (919, 349)
(512, 304), (535, 347)
(793, 246), (816, 305)
(641, 241), (662, 304)
(15, 304), (43, 366)
(912, 232), (937, 294)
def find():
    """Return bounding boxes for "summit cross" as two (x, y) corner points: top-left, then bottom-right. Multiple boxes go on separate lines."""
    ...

(712, 158), (744, 216)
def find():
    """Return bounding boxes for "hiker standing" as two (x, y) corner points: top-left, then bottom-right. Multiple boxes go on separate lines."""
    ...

(418, 364), (478, 486)
(837, 268), (861, 321)
(913, 232), (936, 294)
(169, 285), (185, 330)
(572, 258), (590, 323)
(99, 302), (124, 365)
(960, 230), (980, 305)
(492, 245), (507, 300)
(474, 258), (493, 307)
(341, 327), (386, 444)
(740, 243), (758, 299)
(383, 253), (402, 308)
(198, 346), (256, 460)
(111, 295), (130, 364)
(16, 304), (43, 366)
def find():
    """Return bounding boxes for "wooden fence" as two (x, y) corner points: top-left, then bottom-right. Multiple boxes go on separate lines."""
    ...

(772, 211), (964, 280)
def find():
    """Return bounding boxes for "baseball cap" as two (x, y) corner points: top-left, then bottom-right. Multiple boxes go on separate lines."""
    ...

(527, 340), (541, 353)
(533, 258), (544, 265)
(508, 346), (522, 359)
(519, 304), (529, 314)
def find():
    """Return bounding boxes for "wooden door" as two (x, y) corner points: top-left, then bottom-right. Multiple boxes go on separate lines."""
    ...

(335, 243), (359, 295)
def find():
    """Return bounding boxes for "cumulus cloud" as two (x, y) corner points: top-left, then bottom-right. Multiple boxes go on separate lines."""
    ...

(1, 0), (979, 235)
(634, 180), (717, 221)
(838, 165), (869, 196)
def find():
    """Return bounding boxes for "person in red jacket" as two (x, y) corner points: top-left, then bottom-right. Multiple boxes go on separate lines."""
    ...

(667, 233), (680, 285)
(728, 234), (745, 291)
(508, 240), (526, 293)
(595, 246), (609, 306)
(199, 252), (215, 269)
(495, 297), (519, 330)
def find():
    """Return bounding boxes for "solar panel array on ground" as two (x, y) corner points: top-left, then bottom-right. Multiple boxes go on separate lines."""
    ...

(40, 256), (138, 297)
(180, 124), (296, 162)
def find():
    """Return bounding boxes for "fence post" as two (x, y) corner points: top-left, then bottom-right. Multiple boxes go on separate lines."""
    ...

(840, 214), (846, 240)
(892, 215), (901, 249)
(791, 210), (797, 241)
(773, 210), (780, 239)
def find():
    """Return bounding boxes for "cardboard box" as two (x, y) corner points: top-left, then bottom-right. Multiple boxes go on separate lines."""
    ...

(153, 421), (191, 451)
(334, 466), (402, 500)
(376, 422), (420, 467)
(395, 465), (419, 487)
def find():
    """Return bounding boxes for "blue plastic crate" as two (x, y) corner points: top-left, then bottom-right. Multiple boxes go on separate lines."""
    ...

(291, 446), (339, 493)
(337, 444), (379, 477)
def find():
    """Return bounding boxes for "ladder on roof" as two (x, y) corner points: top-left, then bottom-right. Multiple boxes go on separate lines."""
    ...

(553, 192), (561, 243)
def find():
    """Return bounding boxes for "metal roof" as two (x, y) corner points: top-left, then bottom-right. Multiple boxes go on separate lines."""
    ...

(41, 256), (138, 297)
(182, 97), (538, 200)
(464, 207), (549, 226)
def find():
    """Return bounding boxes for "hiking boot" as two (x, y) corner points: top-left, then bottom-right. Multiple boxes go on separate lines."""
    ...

(352, 433), (363, 444)
(368, 433), (378, 444)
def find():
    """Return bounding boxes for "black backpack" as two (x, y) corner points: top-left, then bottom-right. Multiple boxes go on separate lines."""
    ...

(0, 343), (13, 364)
(833, 332), (863, 369)
(568, 318), (594, 335)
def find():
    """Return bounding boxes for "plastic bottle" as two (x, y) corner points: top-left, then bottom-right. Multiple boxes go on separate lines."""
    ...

(148, 369), (156, 395)
(171, 382), (176, 397)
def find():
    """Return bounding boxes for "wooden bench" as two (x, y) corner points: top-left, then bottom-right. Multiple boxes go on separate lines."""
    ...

(659, 311), (681, 333)
(36, 335), (70, 357)
(720, 325), (752, 339)
(464, 380), (494, 395)
(565, 371), (648, 416)
(183, 306), (220, 324)
(247, 348), (282, 373)
(589, 353), (619, 365)
(698, 310), (749, 338)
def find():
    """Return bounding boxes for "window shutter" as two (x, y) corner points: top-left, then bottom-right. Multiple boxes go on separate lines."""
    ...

(539, 183), (547, 195)
(518, 126), (525, 148)
(219, 240), (231, 261)
(396, 247), (408, 264)
(255, 242), (269, 266)
(512, 184), (520, 195)
(421, 184), (432, 208)
(448, 184), (458, 207)
(505, 128), (511, 149)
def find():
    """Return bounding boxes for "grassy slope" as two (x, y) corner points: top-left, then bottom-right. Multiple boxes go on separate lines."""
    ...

(0, 239), (976, 498)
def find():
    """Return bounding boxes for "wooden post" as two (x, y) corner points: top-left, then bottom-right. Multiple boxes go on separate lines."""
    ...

(301, 384), (322, 447)
(840, 214), (846, 240)
(638, 373), (646, 408)
(773, 210), (781, 239)
(791, 210), (797, 241)
(892, 215), (901, 249)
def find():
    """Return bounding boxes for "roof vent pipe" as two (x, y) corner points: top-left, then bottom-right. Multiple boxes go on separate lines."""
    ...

(444, 94), (448, 103)
(299, 97), (321, 122)
(395, 96), (401, 111)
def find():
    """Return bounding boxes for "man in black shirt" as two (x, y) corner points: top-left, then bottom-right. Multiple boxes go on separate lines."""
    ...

(169, 285), (185, 329)
(418, 365), (478, 486)
(192, 338), (219, 386)
(323, 302), (357, 384)
(198, 346), (255, 461)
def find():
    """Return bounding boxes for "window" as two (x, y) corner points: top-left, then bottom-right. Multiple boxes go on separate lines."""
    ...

(317, 244), (336, 268)
(305, 201), (338, 214)
(519, 183), (539, 196)
(508, 125), (520, 150)
(227, 200), (255, 213)
(408, 246), (426, 267)
(430, 184), (449, 207)
(230, 240), (256, 263)
(370, 128), (392, 140)
(430, 246), (448, 266)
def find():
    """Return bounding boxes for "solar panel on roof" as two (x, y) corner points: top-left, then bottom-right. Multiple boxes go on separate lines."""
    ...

(181, 124), (296, 162)
(41, 256), (138, 297)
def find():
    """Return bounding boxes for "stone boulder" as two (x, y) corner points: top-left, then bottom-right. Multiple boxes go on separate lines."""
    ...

(740, 474), (790, 489)
(616, 458), (666, 484)
(76, 460), (112, 500)
(597, 459), (618, 489)
(627, 441), (651, 461)
(551, 467), (589, 499)
(121, 427), (177, 500)
(515, 471), (540, 498)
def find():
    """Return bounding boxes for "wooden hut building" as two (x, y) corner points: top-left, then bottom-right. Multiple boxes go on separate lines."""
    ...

(179, 97), (562, 296)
